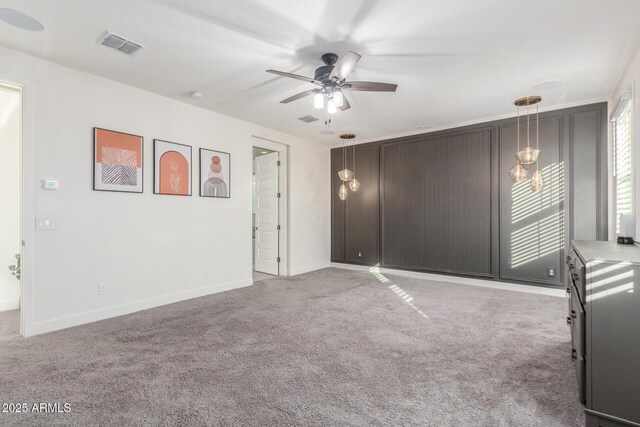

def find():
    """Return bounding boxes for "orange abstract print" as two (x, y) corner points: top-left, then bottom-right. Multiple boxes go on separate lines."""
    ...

(96, 128), (142, 167)
(159, 151), (189, 194)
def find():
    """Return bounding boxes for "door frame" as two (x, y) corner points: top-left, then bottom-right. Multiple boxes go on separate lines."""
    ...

(251, 136), (289, 276)
(0, 75), (34, 337)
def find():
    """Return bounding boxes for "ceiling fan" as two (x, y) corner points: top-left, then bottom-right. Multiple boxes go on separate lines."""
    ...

(266, 51), (397, 113)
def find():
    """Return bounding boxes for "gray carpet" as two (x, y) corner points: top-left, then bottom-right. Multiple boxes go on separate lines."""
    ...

(0, 308), (19, 340)
(0, 268), (584, 426)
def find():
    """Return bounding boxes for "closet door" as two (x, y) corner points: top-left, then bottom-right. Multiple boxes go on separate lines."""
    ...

(345, 145), (379, 265)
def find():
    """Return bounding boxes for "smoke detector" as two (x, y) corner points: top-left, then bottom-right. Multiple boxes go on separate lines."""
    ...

(189, 91), (204, 100)
(98, 31), (144, 56)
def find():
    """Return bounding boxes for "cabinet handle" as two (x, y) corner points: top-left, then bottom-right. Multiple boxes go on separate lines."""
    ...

(572, 273), (580, 281)
(571, 349), (578, 360)
(571, 310), (577, 319)
(566, 316), (572, 325)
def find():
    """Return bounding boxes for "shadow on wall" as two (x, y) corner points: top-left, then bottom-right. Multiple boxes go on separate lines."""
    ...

(510, 162), (565, 269)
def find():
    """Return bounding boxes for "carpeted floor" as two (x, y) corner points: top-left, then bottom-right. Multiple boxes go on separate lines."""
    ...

(0, 268), (584, 426)
(0, 308), (19, 340)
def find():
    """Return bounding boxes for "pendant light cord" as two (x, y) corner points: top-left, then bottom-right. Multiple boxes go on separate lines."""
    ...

(516, 104), (520, 152)
(352, 139), (356, 175)
(526, 97), (530, 148)
(536, 102), (540, 172)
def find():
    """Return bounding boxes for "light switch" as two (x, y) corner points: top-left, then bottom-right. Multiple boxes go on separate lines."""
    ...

(41, 179), (58, 190)
(36, 218), (58, 230)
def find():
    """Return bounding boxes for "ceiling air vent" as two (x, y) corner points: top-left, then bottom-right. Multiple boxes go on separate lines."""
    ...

(99, 31), (144, 56)
(298, 115), (319, 123)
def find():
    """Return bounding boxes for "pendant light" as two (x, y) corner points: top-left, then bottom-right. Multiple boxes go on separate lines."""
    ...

(530, 101), (544, 192)
(338, 133), (354, 182)
(339, 183), (348, 200)
(515, 96), (542, 165)
(508, 101), (528, 182)
(347, 133), (360, 192)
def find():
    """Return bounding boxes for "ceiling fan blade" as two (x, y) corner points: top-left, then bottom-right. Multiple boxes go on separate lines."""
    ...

(339, 95), (351, 111)
(266, 69), (321, 85)
(344, 81), (397, 92)
(280, 89), (317, 104)
(329, 51), (361, 82)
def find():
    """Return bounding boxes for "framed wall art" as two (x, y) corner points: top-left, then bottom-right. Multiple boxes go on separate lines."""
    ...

(154, 139), (192, 196)
(93, 127), (144, 193)
(199, 148), (230, 198)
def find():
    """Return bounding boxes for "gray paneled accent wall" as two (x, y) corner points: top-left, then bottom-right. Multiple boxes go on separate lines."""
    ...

(381, 130), (493, 276)
(499, 116), (563, 285)
(330, 102), (607, 286)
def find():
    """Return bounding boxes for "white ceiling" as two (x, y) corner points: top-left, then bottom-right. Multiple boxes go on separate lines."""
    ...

(1, 0), (639, 145)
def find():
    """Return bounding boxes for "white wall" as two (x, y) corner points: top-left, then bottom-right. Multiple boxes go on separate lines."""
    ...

(0, 46), (330, 336)
(612, 41), (640, 239)
(0, 83), (21, 311)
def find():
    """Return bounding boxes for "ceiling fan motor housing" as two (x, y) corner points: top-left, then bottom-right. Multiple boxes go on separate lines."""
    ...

(314, 65), (334, 83)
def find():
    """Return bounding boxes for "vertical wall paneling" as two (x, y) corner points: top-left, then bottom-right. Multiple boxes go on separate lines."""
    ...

(381, 129), (493, 276)
(570, 110), (605, 241)
(331, 149), (346, 261)
(499, 116), (564, 285)
(330, 102), (608, 287)
(345, 144), (380, 265)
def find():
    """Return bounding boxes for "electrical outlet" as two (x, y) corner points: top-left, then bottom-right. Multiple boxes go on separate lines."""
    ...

(205, 267), (212, 277)
(547, 268), (556, 278)
(98, 281), (108, 295)
(358, 252), (362, 258)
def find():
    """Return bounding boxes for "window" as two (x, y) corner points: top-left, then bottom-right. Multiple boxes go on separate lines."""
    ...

(612, 98), (633, 235)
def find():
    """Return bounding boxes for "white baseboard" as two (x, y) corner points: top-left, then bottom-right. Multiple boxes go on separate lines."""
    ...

(290, 262), (330, 276)
(0, 298), (19, 311)
(26, 278), (253, 337)
(330, 263), (565, 297)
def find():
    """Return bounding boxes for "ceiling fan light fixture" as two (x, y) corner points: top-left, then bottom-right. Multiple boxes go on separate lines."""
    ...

(333, 90), (344, 108)
(313, 92), (324, 109)
(327, 98), (337, 114)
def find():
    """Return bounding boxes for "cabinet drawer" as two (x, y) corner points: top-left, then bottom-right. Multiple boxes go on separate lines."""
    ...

(570, 285), (586, 405)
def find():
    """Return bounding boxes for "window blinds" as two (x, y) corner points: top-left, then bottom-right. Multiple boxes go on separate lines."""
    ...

(613, 100), (633, 234)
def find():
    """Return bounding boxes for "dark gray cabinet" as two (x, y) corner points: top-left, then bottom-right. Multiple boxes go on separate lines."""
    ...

(568, 240), (640, 427)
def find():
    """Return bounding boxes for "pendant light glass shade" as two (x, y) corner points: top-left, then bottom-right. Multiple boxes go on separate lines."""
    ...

(313, 92), (324, 109)
(508, 162), (528, 182)
(338, 168), (353, 181)
(516, 146), (542, 165)
(338, 183), (348, 200)
(530, 169), (544, 192)
(349, 177), (360, 192)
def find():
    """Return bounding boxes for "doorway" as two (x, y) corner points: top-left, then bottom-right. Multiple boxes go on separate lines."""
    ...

(253, 146), (279, 280)
(252, 137), (289, 281)
(0, 82), (22, 340)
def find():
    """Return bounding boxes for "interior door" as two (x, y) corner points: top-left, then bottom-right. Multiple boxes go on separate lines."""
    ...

(254, 152), (279, 275)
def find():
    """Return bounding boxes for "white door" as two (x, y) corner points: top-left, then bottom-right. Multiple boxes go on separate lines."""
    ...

(254, 152), (279, 275)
